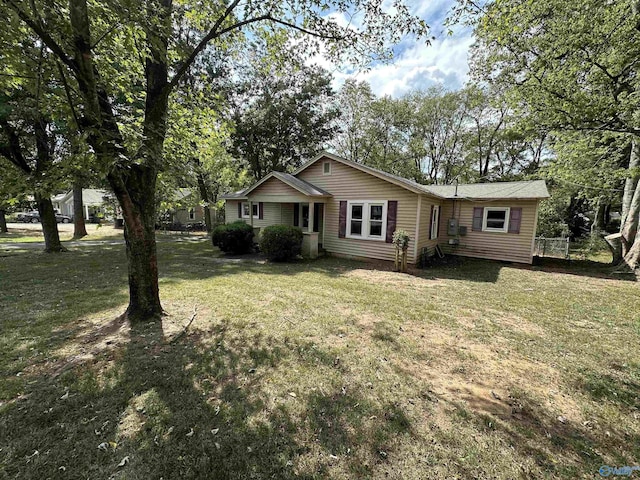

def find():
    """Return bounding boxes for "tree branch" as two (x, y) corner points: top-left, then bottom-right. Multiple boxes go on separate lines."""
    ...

(168, 2), (344, 91)
(91, 20), (121, 50)
(0, 119), (32, 174)
(3, 0), (78, 75)
(56, 62), (81, 132)
(168, 0), (244, 90)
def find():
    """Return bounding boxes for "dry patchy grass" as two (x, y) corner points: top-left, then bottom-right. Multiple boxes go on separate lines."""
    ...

(0, 240), (638, 479)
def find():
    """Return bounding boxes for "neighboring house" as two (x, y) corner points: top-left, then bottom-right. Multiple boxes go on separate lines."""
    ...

(166, 188), (206, 225)
(220, 152), (549, 264)
(52, 189), (112, 221)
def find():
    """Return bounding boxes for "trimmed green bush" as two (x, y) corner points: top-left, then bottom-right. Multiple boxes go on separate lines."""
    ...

(259, 224), (303, 261)
(211, 221), (254, 254)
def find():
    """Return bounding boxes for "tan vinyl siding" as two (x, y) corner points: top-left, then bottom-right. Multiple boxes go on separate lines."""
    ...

(174, 206), (204, 224)
(251, 177), (301, 196)
(297, 158), (422, 264)
(224, 201), (282, 229)
(225, 201), (242, 223)
(416, 196), (443, 256)
(440, 199), (540, 264)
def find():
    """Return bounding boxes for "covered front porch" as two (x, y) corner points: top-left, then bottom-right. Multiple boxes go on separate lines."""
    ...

(244, 200), (326, 259)
(225, 171), (333, 259)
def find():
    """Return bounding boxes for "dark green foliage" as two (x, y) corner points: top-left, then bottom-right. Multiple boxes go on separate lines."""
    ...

(211, 221), (254, 254)
(259, 224), (303, 261)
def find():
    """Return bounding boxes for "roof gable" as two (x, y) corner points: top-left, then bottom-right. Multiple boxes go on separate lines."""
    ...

(242, 171), (331, 198)
(294, 152), (434, 196)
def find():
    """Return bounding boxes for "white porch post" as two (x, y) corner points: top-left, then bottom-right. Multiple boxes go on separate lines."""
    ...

(84, 204), (89, 220)
(308, 201), (315, 233)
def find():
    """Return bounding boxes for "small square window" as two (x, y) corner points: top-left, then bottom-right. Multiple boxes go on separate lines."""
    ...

(482, 207), (509, 232)
(323, 161), (331, 175)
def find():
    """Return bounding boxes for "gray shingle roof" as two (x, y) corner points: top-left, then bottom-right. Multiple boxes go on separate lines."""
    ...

(423, 180), (550, 199)
(220, 190), (248, 200)
(221, 151), (549, 201)
(270, 172), (332, 197)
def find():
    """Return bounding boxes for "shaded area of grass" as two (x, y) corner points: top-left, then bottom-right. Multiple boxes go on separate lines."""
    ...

(1, 240), (639, 479)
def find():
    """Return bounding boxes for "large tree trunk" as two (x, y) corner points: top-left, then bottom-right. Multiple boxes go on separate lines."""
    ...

(110, 167), (163, 322)
(72, 181), (88, 239)
(195, 169), (212, 232)
(591, 199), (607, 236)
(621, 138), (640, 225)
(67, 0), (170, 322)
(35, 193), (65, 253)
(623, 232), (640, 268)
(620, 179), (640, 268)
(0, 209), (7, 233)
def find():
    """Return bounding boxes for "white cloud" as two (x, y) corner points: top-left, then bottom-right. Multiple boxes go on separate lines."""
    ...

(309, 30), (474, 98)
(308, 1), (475, 98)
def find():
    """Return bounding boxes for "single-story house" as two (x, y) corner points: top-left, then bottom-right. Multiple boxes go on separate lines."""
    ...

(220, 152), (549, 264)
(167, 188), (207, 226)
(52, 189), (112, 221)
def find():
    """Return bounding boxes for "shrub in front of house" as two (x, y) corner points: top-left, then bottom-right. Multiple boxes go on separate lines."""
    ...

(211, 221), (254, 254)
(259, 225), (303, 261)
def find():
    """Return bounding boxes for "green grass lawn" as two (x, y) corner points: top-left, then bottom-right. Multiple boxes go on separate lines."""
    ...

(0, 225), (125, 243)
(1, 240), (638, 479)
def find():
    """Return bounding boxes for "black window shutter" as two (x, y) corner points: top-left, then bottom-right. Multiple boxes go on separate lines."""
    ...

(293, 203), (299, 227)
(386, 201), (398, 243)
(259, 202), (264, 220)
(508, 207), (522, 234)
(238, 202), (242, 218)
(338, 201), (347, 238)
(472, 207), (483, 231)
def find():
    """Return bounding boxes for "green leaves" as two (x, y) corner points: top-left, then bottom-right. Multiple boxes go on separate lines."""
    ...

(228, 63), (339, 179)
(473, 0), (640, 135)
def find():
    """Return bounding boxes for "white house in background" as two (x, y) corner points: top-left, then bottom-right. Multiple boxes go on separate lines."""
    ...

(52, 189), (112, 221)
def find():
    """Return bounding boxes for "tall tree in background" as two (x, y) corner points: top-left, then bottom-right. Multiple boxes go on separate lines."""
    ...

(401, 87), (469, 184)
(332, 81), (546, 185)
(229, 64), (339, 179)
(331, 80), (377, 164)
(3, 0), (429, 322)
(165, 78), (238, 232)
(473, 0), (640, 267)
(0, 30), (69, 252)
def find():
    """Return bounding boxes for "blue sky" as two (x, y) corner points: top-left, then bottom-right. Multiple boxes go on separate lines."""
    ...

(310, 0), (475, 98)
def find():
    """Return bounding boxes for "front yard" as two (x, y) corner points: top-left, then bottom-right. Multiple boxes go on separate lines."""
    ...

(0, 240), (638, 479)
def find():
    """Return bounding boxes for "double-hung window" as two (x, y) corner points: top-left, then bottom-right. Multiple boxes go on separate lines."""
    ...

(242, 202), (259, 219)
(482, 207), (509, 233)
(347, 200), (387, 241)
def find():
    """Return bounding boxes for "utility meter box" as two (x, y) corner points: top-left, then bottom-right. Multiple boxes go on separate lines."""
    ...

(447, 218), (459, 236)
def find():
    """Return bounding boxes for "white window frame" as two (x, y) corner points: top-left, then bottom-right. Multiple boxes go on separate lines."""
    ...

(430, 205), (440, 240)
(241, 202), (259, 219)
(482, 207), (510, 233)
(346, 200), (388, 241)
(323, 161), (331, 175)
